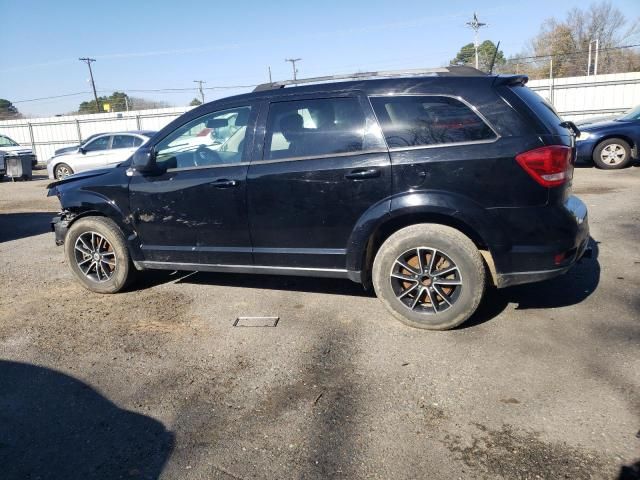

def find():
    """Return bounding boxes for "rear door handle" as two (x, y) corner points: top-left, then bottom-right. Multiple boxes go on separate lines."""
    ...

(212, 179), (239, 188)
(345, 168), (381, 180)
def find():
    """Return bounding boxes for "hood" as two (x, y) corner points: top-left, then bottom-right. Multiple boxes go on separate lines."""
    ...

(0, 146), (33, 155)
(580, 119), (625, 131)
(46, 167), (113, 190)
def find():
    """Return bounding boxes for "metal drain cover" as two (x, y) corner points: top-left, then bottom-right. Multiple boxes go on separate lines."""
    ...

(234, 316), (279, 327)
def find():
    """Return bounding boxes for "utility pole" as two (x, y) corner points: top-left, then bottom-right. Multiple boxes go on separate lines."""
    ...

(466, 13), (487, 70)
(268, 66), (272, 83)
(587, 38), (599, 76)
(193, 80), (206, 103)
(79, 57), (100, 112)
(285, 58), (302, 82)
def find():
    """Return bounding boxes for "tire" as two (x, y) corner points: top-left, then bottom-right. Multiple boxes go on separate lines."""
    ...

(592, 138), (632, 169)
(54, 163), (74, 180)
(372, 224), (486, 330)
(64, 217), (134, 293)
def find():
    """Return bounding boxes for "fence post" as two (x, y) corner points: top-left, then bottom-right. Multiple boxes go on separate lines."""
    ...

(27, 122), (36, 155)
(136, 115), (141, 130)
(75, 119), (82, 142)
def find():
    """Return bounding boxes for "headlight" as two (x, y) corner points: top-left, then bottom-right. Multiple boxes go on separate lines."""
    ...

(576, 132), (592, 141)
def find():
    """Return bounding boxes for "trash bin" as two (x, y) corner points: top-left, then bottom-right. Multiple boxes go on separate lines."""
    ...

(6, 155), (33, 181)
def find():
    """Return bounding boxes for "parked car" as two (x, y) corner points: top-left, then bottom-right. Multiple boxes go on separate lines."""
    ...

(52, 133), (105, 157)
(0, 134), (38, 179)
(575, 105), (640, 169)
(48, 68), (589, 330)
(46, 131), (156, 180)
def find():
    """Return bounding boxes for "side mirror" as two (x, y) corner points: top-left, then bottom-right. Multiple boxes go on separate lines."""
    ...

(131, 146), (155, 173)
(78, 147), (86, 155)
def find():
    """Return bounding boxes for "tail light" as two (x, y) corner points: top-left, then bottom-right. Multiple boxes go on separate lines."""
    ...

(515, 145), (573, 187)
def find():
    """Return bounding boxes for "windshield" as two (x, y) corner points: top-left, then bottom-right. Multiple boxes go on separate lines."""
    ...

(0, 135), (19, 147)
(618, 105), (640, 121)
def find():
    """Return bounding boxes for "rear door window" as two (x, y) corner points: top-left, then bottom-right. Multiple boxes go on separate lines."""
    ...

(370, 96), (497, 148)
(112, 135), (137, 149)
(84, 136), (111, 152)
(264, 97), (366, 160)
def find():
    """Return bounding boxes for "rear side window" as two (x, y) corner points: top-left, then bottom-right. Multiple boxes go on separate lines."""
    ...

(112, 135), (137, 149)
(508, 85), (565, 134)
(264, 97), (366, 160)
(370, 95), (497, 148)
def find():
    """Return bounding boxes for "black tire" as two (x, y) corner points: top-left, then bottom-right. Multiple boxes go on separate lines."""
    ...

(54, 163), (74, 179)
(64, 217), (134, 293)
(592, 138), (632, 169)
(372, 224), (486, 330)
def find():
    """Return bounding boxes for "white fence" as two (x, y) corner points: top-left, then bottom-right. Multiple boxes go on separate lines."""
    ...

(2, 71), (640, 162)
(0, 107), (191, 162)
(528, 71), (640, 121)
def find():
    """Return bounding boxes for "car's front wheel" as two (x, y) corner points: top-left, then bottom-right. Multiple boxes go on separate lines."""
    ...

(592, 138), (632, 169)
(372, 224), (486, 330)
(54, 163), (74, 180)
(64, 217), (134, 293)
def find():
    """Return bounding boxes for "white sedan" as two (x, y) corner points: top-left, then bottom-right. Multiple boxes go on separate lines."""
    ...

(47, 131), (155, 180)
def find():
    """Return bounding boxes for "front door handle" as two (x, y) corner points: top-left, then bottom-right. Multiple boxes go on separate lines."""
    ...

(212, 179), (239, 188)
(345, 168), (381, 180)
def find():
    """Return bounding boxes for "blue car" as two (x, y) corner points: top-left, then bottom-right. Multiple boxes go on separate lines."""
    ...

(576, 106), (640, 169)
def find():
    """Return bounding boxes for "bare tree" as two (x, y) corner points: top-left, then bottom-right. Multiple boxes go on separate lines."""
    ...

(507, 1), (640, 79)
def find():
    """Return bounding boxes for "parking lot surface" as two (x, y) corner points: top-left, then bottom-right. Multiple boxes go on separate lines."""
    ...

(1, 167), (639, 479)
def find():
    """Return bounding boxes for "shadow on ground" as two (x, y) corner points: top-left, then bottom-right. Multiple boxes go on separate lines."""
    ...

(0, 360), (174, 480)
(0, 212), (57, 242)
(131, 238), (600, 330)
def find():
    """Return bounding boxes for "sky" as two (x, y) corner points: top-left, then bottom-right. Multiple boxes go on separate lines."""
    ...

(2, 0), (639, 117)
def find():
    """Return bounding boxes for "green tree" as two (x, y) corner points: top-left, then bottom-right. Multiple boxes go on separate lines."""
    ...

(189, 98), (203, 106)
(78, 91), (131, 114)
(0, 98), (21, 120)
(450, 40), (505, 72)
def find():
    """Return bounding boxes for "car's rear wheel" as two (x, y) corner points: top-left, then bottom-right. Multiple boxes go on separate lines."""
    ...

(64, 217), (134, 293)
(54, 163), (74, 180)
(372, 224), (486, 330)
(592, 138), (632, 169)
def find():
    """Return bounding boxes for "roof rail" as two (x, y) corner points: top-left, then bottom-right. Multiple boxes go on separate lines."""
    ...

(253, 66), (486, 92)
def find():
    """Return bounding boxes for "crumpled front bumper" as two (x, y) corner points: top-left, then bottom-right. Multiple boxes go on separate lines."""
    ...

(51, 214), (70, 246)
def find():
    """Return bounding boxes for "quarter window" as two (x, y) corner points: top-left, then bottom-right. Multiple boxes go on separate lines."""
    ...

(84, 136), (111, 152)
(155, 106), (251, 169)
(264, 97), (366, 160)
(370, 96), (496, 148)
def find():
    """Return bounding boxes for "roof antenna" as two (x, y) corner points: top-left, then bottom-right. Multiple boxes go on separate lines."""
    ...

(488, 40), (501, 74)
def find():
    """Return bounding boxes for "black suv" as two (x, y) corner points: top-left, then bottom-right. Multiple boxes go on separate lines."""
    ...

(49, 67), (589, 330)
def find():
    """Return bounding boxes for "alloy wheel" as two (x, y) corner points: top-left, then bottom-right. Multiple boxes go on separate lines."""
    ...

(390, 247), (462, 314)
(73, 231), (117, 282)
(600, 143), (626, 166)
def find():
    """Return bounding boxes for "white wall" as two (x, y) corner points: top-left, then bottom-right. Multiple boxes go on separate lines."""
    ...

(528, 72), (640, 121)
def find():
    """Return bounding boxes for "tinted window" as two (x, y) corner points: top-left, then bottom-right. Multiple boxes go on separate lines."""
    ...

(370, 96), (496, 148)
(112, 135), (137, 149)
(264, 97), (366, 160)
(132, 137), (144, 147)
(509, 85), (565, 134)
(84, 136), (111, 152)
(155, 106), (251, 169)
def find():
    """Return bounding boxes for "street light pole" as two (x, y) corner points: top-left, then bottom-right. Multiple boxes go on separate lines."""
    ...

(79, 57), (100, 112)
(285, 58), (302, 82)
(193, 80), (206, 103)
(466, 13), (487, 70)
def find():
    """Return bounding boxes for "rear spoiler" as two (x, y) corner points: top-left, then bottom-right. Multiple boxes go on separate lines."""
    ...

(492, 75), (528, 87)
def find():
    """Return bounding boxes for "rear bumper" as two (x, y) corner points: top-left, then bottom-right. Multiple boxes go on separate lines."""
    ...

(493, 195), (590, 288)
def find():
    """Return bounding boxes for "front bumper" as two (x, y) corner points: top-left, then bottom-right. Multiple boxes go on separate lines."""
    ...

(51, 214), (69, 246)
